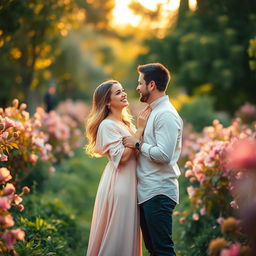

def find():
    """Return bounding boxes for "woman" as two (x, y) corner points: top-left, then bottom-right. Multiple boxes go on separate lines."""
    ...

(85, 80), (150, 256)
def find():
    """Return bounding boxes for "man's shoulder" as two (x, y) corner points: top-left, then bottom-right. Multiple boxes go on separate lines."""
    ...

(153, 104), (182, 126)
(154, 104), (179, 118)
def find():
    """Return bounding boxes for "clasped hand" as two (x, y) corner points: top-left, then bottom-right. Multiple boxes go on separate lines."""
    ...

(122, 106), (151, 148)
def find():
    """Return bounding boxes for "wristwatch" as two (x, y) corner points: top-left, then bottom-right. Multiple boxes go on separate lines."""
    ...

(135, 141), (142, 150)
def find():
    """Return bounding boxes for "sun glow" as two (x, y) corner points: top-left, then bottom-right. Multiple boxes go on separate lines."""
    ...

(112, 0), (198, 28)
(112, 0), (140, 26)
(111, 0), (181, 27)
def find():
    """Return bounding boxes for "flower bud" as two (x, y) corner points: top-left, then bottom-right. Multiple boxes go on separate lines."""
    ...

(22, 186), (30, 194)
(12, 99), (19, 108)
(17, 204), (24, 212)
(20, 103), (27, 110)
(0, 214), (15, 228)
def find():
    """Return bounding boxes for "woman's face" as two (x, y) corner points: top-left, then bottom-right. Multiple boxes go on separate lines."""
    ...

(109, 83), (128, 110)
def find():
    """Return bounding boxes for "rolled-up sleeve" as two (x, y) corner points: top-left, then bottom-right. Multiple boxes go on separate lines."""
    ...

(140, 111), (181, 164)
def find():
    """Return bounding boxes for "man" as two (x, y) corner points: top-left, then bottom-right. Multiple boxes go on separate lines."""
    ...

(123, 63), (183, 256)
(44, 80), (58, 113)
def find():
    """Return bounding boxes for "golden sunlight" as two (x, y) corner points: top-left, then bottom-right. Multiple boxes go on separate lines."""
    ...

(111, 0), (181, 27)
(189, 0), (197, 11)
(112, 0), (197, 27)
(112, 0), (140, 26)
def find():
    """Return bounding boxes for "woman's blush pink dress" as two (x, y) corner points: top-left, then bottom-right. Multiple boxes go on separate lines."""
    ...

(86, 119), (142, 256)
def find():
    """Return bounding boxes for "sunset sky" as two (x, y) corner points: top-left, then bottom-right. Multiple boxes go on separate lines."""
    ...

(112, 0), (197, 27)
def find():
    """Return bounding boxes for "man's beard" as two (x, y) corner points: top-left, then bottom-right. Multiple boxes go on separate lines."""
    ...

(140, 91), (150, 103)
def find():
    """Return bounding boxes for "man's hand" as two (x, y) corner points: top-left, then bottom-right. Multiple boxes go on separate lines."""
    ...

(123, 136), (138, 149)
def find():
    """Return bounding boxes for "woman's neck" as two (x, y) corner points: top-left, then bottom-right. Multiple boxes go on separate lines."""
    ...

(108, 108), (123, 122)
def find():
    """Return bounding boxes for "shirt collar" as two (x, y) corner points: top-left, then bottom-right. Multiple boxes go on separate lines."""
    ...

(149, 95), (169, 110)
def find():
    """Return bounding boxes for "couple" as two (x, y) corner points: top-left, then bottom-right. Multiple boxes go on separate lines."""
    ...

(85, 63), (183, 256)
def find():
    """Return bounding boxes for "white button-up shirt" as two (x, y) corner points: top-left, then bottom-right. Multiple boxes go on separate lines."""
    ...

(137, 95), (183, 204)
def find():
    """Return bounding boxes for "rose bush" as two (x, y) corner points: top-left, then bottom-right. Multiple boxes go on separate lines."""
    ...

(176, 105), (256, 255)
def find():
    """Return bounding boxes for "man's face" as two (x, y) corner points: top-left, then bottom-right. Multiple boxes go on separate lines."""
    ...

(136, 73), (150, 103)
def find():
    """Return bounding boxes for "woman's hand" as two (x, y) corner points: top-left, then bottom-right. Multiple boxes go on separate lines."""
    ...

(137, 106), (151, 130)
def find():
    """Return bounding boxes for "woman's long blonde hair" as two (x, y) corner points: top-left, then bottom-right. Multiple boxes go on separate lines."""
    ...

(85, 80), (133, 157)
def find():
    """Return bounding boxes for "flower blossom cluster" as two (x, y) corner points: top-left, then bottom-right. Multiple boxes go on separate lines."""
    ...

(182, 118), (256, 221)
(0, 167), (30, 254)
(0, 99), (86, 254)
(35, 107), (82, 161)
(56, 99), (89, 128)
(0, 99), (53, 178)
(177, 112), (256, 254)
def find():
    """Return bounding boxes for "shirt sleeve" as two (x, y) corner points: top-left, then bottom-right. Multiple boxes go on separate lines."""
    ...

(140, 111), (182, 164)
(95, 121), (125, 169)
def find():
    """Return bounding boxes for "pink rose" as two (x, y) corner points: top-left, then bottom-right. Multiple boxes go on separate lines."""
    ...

(17, 204), (25, 212)
(200, 207), (206, 215)
(11, 228), (25, 240)
(179, 217), (186, 224)
(185, 170), (194, 178)
(29, 153), (38, 165)
(0, 154), (8, 161)
(230, 200), (239, 209)
(189, 177), (196, 182)
(192, 213), (199, 221)
(0, 196), (11, 211)
(3, 183), (16, 195)
(12, 99), (19, 107)
(217, 217), (225, 224)
(0, 214), (15, 228)
(2, 131), (9, 139)
(173, 211), (180, 216)
(220, 243), (240, 256)
(0, 167), (12, 183)
(226, 138), (256, 170)
(1, 228), (25, 250)
(187, 186), (195, 198)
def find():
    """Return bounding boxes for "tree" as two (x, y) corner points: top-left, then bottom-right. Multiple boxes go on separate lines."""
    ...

(0, 0), (114, 112)
(136, 0), (256, 112)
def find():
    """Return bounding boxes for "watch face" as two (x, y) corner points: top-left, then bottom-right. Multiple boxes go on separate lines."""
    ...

(135, 142), (140, 149)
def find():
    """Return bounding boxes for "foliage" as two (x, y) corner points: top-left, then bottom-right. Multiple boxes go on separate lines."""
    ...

(137, 0), (256, 112)
(183, 118), (256, 217)
(0, 99), (84, 182)
(22, 148), (107, 255)
(177, 111), (256, 255)
(248, 37), (256, 70)
(0, 167), (29, 255)
(0, 0), (115, 111)
(180, 96), (230, 132)
(178, 214), (222, 256)
(0, 99), (53, 182)
(13, 194), (82, 256)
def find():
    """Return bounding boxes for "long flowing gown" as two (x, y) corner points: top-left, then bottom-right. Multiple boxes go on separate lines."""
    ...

(86, 119), (142, 256)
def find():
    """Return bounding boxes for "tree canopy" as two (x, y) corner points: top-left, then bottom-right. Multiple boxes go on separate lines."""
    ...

(137, 0), (256, 112)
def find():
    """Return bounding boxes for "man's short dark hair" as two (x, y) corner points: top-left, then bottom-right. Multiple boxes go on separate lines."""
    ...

(137, 63), (171, 91)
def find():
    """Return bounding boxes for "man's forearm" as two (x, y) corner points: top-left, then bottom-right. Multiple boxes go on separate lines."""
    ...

(140, 142), (173, 164)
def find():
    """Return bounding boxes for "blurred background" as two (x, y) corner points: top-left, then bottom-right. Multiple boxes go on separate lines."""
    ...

(1, 0), (255, 117)
(0, 0), (256, 255)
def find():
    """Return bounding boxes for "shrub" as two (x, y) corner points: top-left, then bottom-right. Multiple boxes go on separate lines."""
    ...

(14, 194), (82, 256)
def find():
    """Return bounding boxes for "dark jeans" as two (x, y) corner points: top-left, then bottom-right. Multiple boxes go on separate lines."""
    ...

(140, 195), (176, 256)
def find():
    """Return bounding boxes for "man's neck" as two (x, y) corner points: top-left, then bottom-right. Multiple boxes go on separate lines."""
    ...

(147, 92), (166, 105)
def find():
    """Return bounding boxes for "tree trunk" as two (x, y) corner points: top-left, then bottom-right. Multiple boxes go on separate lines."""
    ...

(177, 0), (190, 26)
